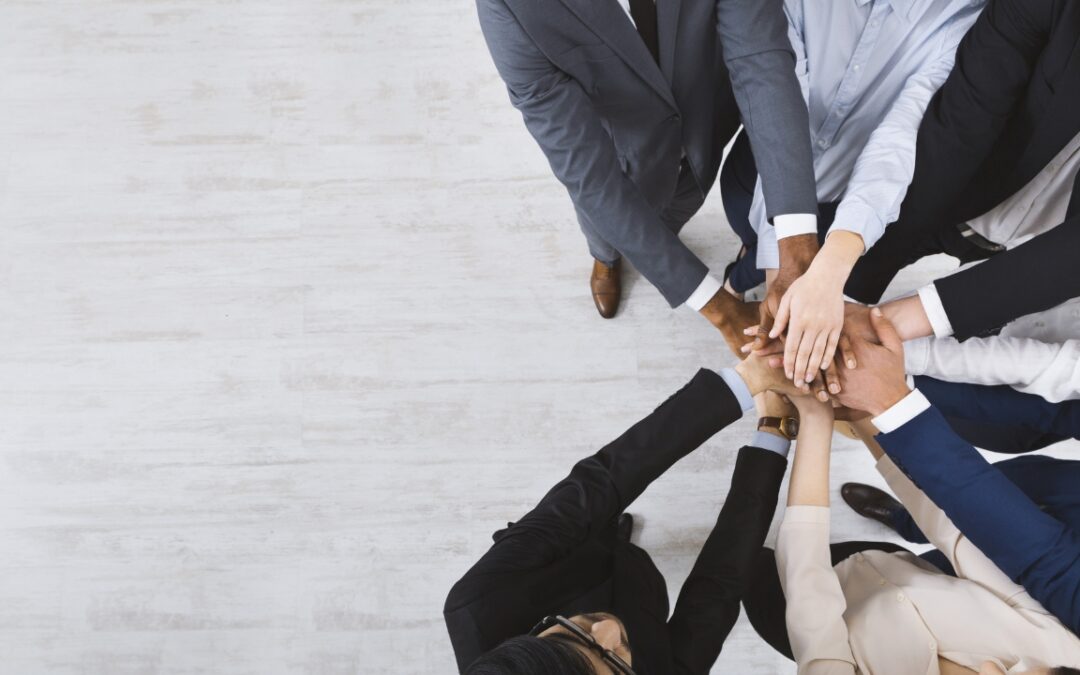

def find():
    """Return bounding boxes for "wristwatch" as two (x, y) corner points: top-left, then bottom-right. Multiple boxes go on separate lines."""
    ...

(758, 416), (800, 440)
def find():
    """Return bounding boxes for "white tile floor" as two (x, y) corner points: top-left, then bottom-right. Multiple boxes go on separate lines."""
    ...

(1, 2), (1075, 673)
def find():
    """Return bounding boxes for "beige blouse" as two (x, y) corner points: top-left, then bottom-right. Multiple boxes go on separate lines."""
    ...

(777, 456), (1080, 675)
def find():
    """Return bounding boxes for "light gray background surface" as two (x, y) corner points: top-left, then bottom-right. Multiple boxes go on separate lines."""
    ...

(2, 2), (1074, 673)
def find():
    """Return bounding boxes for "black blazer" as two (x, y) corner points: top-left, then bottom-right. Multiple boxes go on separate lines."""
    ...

(443, 369), (787, 674)
(847, 0), (1080, 316)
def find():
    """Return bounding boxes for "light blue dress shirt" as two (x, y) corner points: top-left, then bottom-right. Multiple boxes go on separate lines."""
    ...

(750, 0), (985, 269)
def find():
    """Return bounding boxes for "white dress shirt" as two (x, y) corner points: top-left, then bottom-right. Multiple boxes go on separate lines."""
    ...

(917, 130), (1080, 337)
(614, 0), (815, 309)
(750, 0), (984, 269)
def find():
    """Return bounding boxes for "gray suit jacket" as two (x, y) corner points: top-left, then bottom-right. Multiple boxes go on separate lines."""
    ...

(478, 0), (816, 306)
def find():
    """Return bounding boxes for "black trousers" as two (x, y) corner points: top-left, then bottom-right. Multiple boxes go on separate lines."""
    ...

(742, 541), (910, 660)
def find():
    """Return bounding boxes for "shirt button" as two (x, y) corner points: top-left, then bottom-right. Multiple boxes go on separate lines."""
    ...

(855, 553), (864, 562)
(897, 593), (905, 602)
(853, 64), (862, 72)
(870, 20), (880, 27)
(817, 139), (829, 149)
(878, 579), (886, 586)
(929, 640), (937, 651)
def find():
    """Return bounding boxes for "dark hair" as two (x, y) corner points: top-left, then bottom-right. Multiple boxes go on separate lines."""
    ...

(466, 635), (595, 675)
(1053, 669), (1080, 675)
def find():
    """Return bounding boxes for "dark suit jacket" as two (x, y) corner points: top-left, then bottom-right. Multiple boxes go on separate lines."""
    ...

(443, 369), (788, 674)
(846, 0), (1080, 333)
(477, 0), (816, 306)
(878, 401), (1080, 636)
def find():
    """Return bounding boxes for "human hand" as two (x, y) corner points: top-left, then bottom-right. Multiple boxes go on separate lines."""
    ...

(735, 352), (807, 399)
(770, 264), (846, 385)
(788, 385), (834, 422)
(748, 268), (797, 356)
(700, 290), (762, 358)
(834, 308), (911, 417)
(755, 390), (797, 421)
(742, 325), (831, 399)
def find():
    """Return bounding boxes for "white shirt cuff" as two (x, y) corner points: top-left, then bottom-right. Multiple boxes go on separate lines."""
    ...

(718, 367), (754, 415)
(871, 389), (931, 434)
(683, 274), (723, 311)
(774, 214), (818, 240)
(917, 285), (955, 338)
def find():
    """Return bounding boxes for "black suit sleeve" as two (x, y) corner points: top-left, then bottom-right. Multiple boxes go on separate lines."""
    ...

(667, 446), (787, 675)
(935, 170), (1080, 339)
(845, 0), (1054, 302)
(444, 368), (745, 671)
(901, 0), (1053, 228)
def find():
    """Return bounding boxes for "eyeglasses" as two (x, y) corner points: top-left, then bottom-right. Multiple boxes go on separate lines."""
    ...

(529, 615), (636, 675)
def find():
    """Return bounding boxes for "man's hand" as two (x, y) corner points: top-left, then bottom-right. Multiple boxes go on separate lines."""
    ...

(700, 290), (762, 358)
(835, 308), (912, 417)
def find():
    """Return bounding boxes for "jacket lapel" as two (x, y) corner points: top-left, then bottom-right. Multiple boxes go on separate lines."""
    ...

(558, 0), (676, 108)
(657, 0), (682, 85)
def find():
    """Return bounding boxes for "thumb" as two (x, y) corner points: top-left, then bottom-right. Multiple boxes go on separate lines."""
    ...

(869, 307), (902, 353)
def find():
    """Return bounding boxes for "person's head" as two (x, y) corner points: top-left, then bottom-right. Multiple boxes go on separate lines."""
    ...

(979, 664), (1080, 675)
(466, 613), (633, 675)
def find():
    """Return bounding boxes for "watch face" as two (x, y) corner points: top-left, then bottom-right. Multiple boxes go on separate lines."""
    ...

(781, 417), (799, 439)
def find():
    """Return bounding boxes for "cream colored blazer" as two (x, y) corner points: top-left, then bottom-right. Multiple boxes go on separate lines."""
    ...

(777, 457), (1080, 674)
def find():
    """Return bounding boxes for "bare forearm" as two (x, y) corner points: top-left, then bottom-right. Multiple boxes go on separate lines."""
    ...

(787, 409), (834, 507)
(778, 234), (818, 277)
(880, 294), (933, 341)
(808, 230), (864, 284)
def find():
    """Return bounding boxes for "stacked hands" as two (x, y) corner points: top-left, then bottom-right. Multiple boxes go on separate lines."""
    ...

(733, 301), (914, 421)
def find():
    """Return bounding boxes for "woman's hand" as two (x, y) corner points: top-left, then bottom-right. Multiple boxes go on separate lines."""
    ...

(770, 262), (846, 385)
(769, 231), (865, 386)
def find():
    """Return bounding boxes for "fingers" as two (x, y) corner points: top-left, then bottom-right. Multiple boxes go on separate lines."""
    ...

(811, 372), (829, 402)
(783, 323), (803, 380)
(770, 292), (792, 339)
(824, 358), (841, 396)
(752, 304), (773, 351)
(839, 333), (856, 369)
(803, 332), (830, 383)
(869, 307), (903, 352)
(821, 330), (840, 373)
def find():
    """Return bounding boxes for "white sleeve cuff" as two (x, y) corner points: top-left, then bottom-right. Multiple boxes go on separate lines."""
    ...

(917, 285), (955, 338)
(871, 389), (931, 434)
(774, 214), (818, 240)
(683, 274), (723, 311)
(718, 367), (754, 415)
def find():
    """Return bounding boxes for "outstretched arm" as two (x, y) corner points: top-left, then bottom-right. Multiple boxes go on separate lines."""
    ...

(905, 336), (1080, 403)
(837, 310), (1080, 634)
(776, 396), (857, 675)
(668, 395), (790, 674)
(875, 400), (1080, 634)
(444, 366), (753, 669)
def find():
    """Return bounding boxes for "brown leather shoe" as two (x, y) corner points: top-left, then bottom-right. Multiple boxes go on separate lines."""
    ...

(590, 258), (621, 319)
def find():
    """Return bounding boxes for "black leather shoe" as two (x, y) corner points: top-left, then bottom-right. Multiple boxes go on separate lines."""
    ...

(840, 483), (904, 533)
(616, 513), (634, 543)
